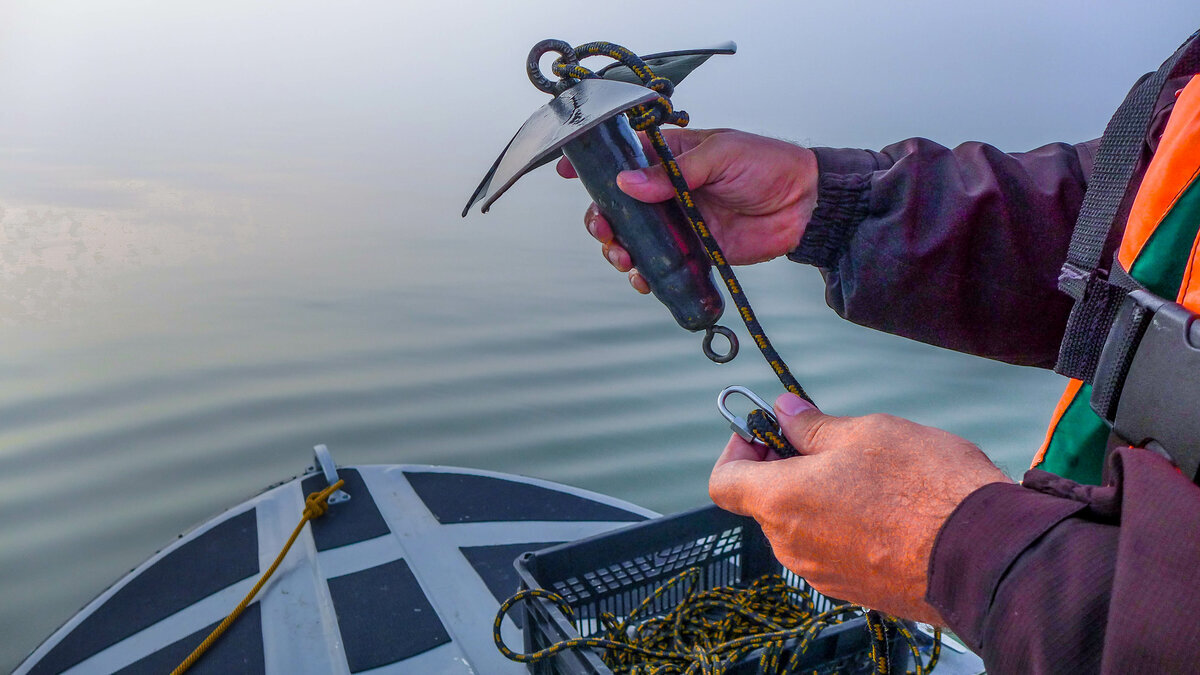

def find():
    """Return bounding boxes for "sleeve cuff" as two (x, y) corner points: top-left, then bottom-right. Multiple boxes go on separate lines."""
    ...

(925, 481), (1087, 648)
(787, 147), (879, 267)
(810, 146), (890, 175)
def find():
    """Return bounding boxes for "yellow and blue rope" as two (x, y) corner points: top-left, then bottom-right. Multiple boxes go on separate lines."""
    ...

(517, 39), (951, 673)
(494, 567), (941, 674)
(527, 39), (809, 457)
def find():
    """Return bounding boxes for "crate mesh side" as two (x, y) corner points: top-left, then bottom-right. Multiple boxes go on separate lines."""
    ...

(517, 506), (889, 675)
(548, 525), (746, 635)
(778, 568), (840, 614)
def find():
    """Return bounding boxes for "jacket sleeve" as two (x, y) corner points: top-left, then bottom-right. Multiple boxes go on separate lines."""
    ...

(925, 447), (1200, 674)
(788, 73), (1188, 368)
(789, 137), (1097, 367)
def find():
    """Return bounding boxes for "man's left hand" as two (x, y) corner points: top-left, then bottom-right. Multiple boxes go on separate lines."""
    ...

(708, 393), (1012, 625)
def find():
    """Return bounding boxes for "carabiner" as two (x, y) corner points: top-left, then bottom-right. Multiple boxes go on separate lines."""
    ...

(717, 385), (775, 445)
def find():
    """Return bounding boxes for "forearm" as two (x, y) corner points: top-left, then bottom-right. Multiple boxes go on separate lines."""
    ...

(926, 447), (1200, 673)
(790, 138), (1097, 367)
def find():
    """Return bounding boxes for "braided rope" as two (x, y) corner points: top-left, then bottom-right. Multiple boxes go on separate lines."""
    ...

(527, 39), (809, 457)
(494, 567), (940, 674)
(171, 480), (346, 674)
(521, 39), (950, 672)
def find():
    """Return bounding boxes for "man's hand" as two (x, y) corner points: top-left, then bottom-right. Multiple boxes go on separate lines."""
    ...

(709, 394), (1012, 625)
(557, 128), (818, 294)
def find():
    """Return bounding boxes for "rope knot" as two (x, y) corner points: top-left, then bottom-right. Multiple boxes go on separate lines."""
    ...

(303, 479), (344, 519)
(525, 40), (691, 130)
(304, 492), (330, 518)
(647, 76), (674, 98)
(628, 97), (689, 131)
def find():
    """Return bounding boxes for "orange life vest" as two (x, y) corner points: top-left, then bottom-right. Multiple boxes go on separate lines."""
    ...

(1033, 74), (1200, 483)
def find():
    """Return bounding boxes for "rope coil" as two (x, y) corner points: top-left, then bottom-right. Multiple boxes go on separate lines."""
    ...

(494, 567), (941, 674)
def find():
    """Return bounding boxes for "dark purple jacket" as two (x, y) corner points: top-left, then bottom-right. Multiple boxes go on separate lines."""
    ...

(792, 53), (1200, 673)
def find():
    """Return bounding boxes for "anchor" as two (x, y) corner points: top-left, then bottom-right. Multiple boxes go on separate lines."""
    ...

(463, 39), (739, 363)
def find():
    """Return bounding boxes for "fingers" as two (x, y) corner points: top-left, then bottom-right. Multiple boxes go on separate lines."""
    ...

(556, 155), (578, 179)
(772, 393), (841, 456)
(602, 242), (633, 272)
(714, 433), (773, 469)
(572, 128), (726, 292)
(584, 204), (650, 294)
(585, 206), (629, 271)
(628, 270), (650, 294)
(709, 434), (776, 516)
(584, 204), (612, 243)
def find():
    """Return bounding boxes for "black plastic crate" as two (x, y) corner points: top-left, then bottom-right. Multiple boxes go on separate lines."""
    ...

(513, 504), (911, 675)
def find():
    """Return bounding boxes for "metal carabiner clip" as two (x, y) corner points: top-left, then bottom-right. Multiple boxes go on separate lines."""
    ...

(717, 385), (776, 445)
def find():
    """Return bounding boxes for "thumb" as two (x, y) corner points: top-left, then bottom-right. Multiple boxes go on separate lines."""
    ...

(615, 165), (677, 203)
(615, 143), (721, 203)
(773, 393), (840, 456)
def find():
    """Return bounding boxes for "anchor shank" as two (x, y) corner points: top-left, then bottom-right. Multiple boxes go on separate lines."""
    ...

(562, 114), (724, 332)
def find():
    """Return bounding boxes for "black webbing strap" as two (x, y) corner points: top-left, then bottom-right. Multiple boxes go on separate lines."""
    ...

(1055, 30), (1200, 382)
(1089, 288), (1155, 422)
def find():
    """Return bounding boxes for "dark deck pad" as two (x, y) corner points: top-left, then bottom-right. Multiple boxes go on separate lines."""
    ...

(460, 542), (563, 628)
(301, 468), (390, 551)
(28, 509), (259, 675)
(113, 602), (264, 675)
(404, 472), (648, 524)
(327, 558), (452, 672)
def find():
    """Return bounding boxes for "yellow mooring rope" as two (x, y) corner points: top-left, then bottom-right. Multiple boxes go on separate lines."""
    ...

(171, 479), (345, 675)
(494, 567), (940, 675)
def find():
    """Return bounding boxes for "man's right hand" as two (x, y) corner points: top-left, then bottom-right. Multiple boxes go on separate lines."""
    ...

(556, 128), (819, 294)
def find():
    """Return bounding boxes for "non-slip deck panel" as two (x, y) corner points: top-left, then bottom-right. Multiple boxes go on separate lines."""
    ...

(300, 468), (390, 551)
(113, 602), (264, 675)
(327, 558), (452, 672)
(27, 509), (259, 675)
(404, 471), (648, 524)
(460, 542), (563, 629)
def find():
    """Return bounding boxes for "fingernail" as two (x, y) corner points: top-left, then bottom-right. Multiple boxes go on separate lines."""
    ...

(630, 270), (648, 293)
(585, 217), (598, 238)
(618, 170), (647, 186)
(607, 248), (621, 266)
(775, 393), (815, 417)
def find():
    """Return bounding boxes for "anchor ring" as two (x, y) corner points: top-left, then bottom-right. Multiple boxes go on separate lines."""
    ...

(702, 325), (738, 363)
(527, 39), (578, 94)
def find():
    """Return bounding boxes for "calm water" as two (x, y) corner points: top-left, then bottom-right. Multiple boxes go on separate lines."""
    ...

(3, 1), (1196, 669)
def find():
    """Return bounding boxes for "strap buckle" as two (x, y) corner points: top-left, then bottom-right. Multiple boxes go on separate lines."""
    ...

(1091, 290), (1200, 481)
(1054, 259), (1140, 382)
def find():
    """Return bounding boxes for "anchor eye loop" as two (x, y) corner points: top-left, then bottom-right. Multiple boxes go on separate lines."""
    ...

(526, 39), (579, 94)
(702, 325), (738, 364)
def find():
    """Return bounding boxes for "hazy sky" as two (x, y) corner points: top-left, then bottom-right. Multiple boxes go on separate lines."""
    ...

(2, 0), (1197, 326)
(4, 1), (1199, 177)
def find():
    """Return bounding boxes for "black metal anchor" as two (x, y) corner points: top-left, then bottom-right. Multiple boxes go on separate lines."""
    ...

(462, 40), (739, 363)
